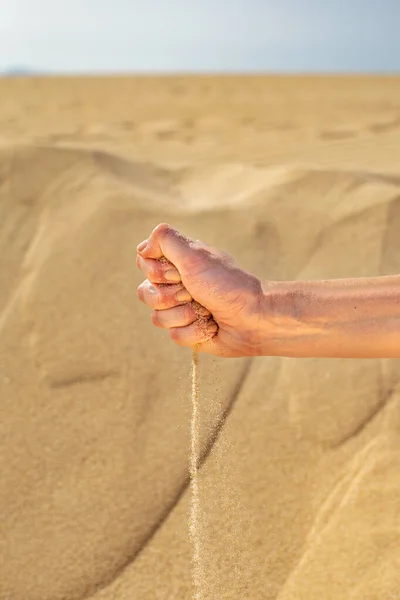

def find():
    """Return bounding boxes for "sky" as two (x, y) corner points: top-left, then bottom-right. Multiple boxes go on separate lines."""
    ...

(1, 0), (399, 74)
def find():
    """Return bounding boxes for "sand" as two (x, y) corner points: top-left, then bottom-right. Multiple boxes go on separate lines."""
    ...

(0, 75), (400, 600)
(189, 350), (201, 600)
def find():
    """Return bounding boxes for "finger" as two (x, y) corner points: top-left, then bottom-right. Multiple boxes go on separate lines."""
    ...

(152, 303), (205, 329)
(137, 223), (189, 260)
(170, 318), (218, 347)
(137, 224), (207, 276)
(136, 255), (181, 284)
(137, 280), (192, 310)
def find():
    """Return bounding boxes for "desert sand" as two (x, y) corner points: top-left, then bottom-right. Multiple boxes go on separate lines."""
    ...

(1, 75), (400, 600)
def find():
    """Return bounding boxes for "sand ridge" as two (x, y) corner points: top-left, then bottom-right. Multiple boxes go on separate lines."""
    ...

(1, 76), (400, 600)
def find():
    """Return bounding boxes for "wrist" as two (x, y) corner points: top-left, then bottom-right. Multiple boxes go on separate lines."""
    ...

(259, 280), (325, 357)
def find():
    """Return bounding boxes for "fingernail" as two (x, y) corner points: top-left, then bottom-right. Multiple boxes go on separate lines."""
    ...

(137, 240), (148, 253)
(165, 268), (181, 282)
(176, 289), (192, 303)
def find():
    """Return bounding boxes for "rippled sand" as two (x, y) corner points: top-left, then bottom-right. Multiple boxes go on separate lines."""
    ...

(1, 76), (400, 600)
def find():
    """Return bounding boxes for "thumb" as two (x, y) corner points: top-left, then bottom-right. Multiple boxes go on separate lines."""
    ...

(137, 223), (200, 273)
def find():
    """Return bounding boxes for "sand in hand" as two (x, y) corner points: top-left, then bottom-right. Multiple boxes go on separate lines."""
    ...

(0, 76), (400, 600)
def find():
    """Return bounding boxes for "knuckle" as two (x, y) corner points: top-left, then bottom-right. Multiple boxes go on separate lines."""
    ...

(154, 222), (172, 240)
(155, 287), (169, 309)
(155, 222), (188, 250)
(137, 284), (144, 302)
(170, 327), (180, 342)
(148, 265), (159, 281)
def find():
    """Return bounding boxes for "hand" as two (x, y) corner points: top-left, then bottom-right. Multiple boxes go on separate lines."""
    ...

(136, 223), (266, 357)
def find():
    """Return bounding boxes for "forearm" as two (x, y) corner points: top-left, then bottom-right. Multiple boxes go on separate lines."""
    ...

(263, 275), (400, 358)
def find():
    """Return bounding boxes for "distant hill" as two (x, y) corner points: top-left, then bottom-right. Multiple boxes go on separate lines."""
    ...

(1, 67), (37, 77)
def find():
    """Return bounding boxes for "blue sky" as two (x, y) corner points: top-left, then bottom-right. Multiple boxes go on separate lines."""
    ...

(1, 0), (399, 73)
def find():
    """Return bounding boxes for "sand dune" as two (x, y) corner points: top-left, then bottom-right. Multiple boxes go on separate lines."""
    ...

(1, 77), (400, 600)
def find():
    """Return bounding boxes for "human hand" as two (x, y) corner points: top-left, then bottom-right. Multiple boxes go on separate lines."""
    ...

(136, 223), (265, 357)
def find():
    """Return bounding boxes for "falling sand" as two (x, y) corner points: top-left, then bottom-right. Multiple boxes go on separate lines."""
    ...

(188, 309), (218, 600)
(189, 349), (202, 600)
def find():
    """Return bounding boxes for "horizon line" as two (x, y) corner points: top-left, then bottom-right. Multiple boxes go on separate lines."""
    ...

(1, 69), (400, 78)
